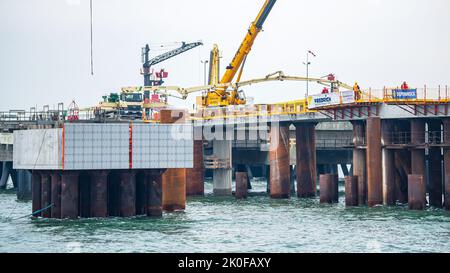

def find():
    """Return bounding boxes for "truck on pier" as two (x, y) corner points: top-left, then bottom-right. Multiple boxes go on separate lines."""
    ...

(98, 91), (144, 120)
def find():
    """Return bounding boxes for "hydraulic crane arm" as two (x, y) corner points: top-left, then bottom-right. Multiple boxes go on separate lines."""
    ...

(126, 71), (353, 100)
(234, 71), (354, 90)
(143, 41), (203, 68)
(220, 0), (276, 85)
(202, 0), (277, 107)
(208, 44), (220, 85)
(142, 41), (203, 86)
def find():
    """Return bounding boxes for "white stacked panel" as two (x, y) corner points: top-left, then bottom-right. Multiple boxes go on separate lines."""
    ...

(13, 128), (62, 170)
(13, 123), (193, 170)
(64, 124), (129, 170)
(132, 124), (193, 169)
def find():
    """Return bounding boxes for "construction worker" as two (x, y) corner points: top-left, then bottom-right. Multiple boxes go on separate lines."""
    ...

(353, 82), (361, 101)
(322, 87), (329, 94)
(401, 81), (409, 90)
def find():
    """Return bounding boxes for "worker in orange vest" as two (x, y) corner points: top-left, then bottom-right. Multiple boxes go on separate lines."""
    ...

(353, 82), (361, 101)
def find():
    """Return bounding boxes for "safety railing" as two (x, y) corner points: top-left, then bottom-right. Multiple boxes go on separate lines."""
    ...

(383, 86), (449, 103)
(190, 100), (309, 121)
(290, 137), (354, 149)
(315, 138), (354, 149)
(385, 131), (444, 145)
(204, 155), (231, 169)
(233, 139), (265, 149)
(0, 109), (100, 123)
(0, 110), (66, 122)
(359, 88), (384, 102)
(358, 86), (450, 104)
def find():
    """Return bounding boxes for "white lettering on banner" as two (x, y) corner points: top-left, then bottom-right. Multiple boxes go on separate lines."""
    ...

(308, 93), (341, 109)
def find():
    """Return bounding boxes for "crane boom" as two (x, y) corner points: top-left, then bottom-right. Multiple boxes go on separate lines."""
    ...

(142, 41), (203, 86)
(203, 0), (277, 107)
(220, 0), (276, 84)
(144, 41), (203, 67)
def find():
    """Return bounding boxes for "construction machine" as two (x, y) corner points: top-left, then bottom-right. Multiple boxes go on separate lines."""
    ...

(201, 0), (277, 107)
(97, 41), (202, 119)
(97, 90), (143, 119)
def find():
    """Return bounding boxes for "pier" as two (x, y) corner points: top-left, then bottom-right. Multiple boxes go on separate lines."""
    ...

(2, 94), (450, 219)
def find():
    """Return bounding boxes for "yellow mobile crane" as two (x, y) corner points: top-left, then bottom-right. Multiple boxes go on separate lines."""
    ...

(201, 0), (277, 107)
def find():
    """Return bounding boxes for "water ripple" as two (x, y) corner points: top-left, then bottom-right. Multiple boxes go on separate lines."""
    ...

(0, 181), (449, 253)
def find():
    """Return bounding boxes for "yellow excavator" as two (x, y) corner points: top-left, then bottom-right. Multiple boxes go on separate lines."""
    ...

(201, 0), (277, 107)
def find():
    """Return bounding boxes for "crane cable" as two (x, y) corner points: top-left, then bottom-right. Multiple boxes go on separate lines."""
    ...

(90, 0), (94, 75)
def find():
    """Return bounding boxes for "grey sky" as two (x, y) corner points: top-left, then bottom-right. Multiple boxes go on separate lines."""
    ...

(1, 0), (449, 110)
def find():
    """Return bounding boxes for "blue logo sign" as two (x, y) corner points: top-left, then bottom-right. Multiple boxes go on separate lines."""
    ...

(314, 97), (332, 103)
(392, 89), (417, 99)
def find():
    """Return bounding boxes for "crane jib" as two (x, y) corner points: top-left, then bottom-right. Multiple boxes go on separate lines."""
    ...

(255, 0), (277, 29)
(146, 42), (203, 67)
